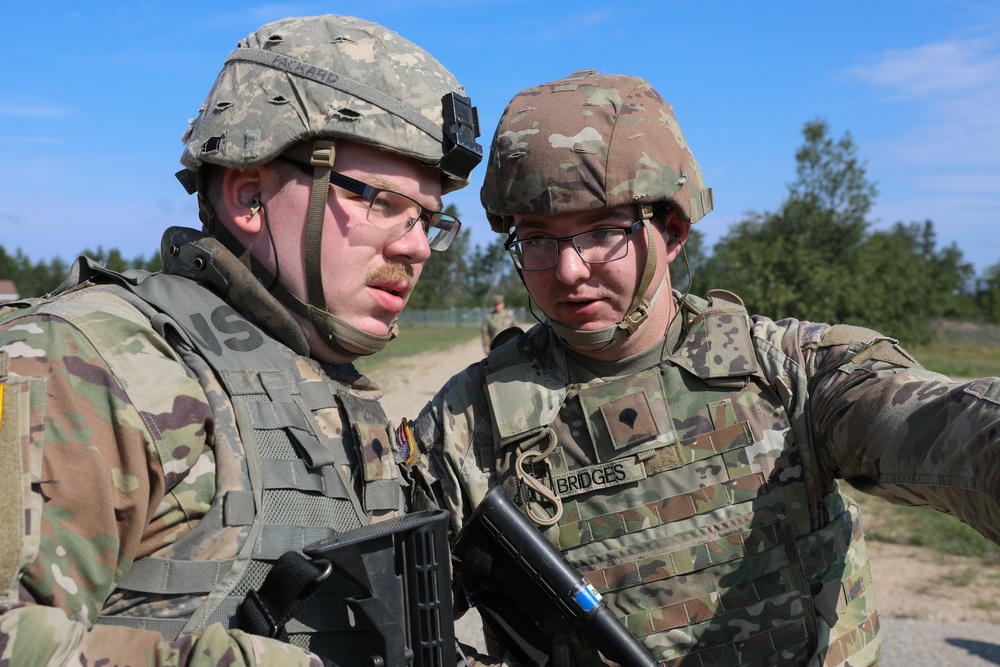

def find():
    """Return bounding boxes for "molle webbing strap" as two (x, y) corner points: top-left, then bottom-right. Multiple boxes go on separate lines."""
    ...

(112, 558), (238, 595)
(225, 48), (445, 143)
(565, 471), (768, 551)
(96, 616), (190, 636)
(252, 526), (340, 560)
(262, 460), (353, 499)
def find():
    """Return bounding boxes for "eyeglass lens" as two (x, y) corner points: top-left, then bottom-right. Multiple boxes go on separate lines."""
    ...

(366, 190), (459, 251)
(514, 229), (629, 270)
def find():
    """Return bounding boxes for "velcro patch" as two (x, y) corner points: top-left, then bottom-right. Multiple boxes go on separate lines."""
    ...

(0, 382), (23, 599)
(551, 458), (646, 499)
(599, 393), (659, 451)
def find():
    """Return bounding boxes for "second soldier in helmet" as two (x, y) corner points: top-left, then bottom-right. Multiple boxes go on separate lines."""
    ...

(406, 69), (1000, 667)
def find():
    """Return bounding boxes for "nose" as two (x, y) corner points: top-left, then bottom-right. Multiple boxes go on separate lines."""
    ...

(384, 218), (432, 264)
(552, 239), (590, 284)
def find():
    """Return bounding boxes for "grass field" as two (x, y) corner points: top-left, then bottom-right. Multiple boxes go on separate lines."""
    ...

(854, 492), (999, 561)
(908, 343), (1000, 378)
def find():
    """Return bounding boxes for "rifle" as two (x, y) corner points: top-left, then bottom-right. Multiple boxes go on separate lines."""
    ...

(240, 509), (456, 667)
(305, 510), (456, 667)
(453, 487), (658, 667)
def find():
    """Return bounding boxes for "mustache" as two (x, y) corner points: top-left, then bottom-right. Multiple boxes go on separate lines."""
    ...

(368, 262), (416, 289)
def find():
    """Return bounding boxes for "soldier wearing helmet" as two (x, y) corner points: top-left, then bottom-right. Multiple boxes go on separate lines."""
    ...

(0, 14), (480, 666)
(405, 70), (1000, 666)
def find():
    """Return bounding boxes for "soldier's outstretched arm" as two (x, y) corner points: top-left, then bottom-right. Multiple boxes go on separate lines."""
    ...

(801, 322), (1000, 544)
(0, 302), (321, 667)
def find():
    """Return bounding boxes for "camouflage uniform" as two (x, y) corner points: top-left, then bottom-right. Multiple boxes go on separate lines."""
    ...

(405, 70), (1000, 667)
(481, 308), (518, 351)
(0, 228), (405, 666)
(0, 13), (481, 667)
(410, 294), (1000, 666)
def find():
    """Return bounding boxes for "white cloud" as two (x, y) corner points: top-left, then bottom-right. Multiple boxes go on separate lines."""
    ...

(0, 102), (71, 119)
(848, 38), (1000, 99)
(846, 31), (1000, 170)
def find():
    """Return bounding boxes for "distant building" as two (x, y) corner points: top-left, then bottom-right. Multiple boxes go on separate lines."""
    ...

(0, 280), (20, 303)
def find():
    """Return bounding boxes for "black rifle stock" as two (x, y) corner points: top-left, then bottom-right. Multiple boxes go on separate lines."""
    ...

(304, 509), (456, 667)
(454, 487), (658, 667)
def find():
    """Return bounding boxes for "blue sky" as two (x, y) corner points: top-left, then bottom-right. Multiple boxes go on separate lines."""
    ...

(3, 1), (999, 276)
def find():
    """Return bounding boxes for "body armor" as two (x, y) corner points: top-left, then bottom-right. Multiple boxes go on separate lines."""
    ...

(480, 291), (878, 666)
(64, 229), (405, 663)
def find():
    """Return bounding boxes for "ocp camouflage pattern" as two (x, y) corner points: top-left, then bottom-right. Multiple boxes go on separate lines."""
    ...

(0, 228), (398, 666)
(480, 69), (714, 231)
(408, 289), (1000, 666)
(181, 14), (474, 192)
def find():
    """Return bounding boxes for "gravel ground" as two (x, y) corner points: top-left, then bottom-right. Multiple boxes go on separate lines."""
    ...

(880, 618), (1000, 666)
(455, 611), (1000, 665)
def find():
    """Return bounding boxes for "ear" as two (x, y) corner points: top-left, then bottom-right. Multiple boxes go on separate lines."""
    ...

(220, 166), (266, 234)
(661, 210), (690, 262)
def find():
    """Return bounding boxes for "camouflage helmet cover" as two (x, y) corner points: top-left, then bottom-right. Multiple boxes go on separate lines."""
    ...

(180, 14), (481, 193)
(481, 69), (713, 231)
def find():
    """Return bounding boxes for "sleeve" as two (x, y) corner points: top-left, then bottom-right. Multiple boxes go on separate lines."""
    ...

(0, 303), (320, 667)
(807, 323), (1000, 544)
(407, 362), (496, 538)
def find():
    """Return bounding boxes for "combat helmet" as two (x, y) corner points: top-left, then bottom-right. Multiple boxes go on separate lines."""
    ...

(481, 69), (711, 349)
(177, 14), (482, 355)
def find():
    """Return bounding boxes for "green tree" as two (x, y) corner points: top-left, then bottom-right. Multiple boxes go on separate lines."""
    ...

(850, 221), (973, 343)
(977, 261), (1000, 323)
(407, 204), (471, 309)
(0, 245), (162, 299)
(695, 119), (972, 346)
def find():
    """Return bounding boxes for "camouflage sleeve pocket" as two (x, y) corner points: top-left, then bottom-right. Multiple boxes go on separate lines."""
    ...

(0, 354), (45, 604)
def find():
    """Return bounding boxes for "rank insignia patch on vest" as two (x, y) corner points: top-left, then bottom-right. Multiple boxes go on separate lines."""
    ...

(599, 393), (658, 450)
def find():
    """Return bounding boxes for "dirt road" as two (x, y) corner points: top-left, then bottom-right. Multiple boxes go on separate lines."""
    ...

(365, 334), (1000, 663)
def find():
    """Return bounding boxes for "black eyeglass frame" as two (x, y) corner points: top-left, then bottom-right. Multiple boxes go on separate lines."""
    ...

(503, 219), (645, 271)
(274, 156), (461, 251)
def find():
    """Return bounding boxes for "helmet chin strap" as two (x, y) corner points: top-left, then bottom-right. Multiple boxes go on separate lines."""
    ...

(298, 140), (398, 357)
(547, 205), (662, 351)
(200, 138), (398, 359)
(213, 140), (398, 358)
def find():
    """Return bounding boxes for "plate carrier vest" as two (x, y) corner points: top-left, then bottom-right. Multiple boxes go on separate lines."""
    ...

(43, 250), (406, 664)
(479, 291), (879, 666)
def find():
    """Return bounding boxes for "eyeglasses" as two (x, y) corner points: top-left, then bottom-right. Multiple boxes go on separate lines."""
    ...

(275, 156), (461, 251)
(503, 220), (644, 271)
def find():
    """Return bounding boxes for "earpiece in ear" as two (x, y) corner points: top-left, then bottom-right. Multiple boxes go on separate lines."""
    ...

(248, 197), (262, 217)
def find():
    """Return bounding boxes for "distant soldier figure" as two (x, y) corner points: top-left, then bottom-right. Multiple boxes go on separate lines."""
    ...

(481, 293), (518, 354)
(403, 70), (1000, 667)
